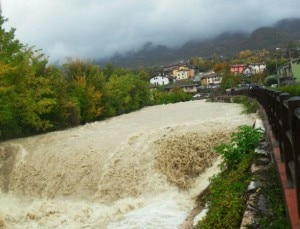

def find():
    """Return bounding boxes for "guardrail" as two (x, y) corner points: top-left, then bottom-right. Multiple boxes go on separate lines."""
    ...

(234, 88), (300, 219)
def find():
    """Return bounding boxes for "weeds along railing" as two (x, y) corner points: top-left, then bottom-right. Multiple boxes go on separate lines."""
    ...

(234, 88), (300, 218)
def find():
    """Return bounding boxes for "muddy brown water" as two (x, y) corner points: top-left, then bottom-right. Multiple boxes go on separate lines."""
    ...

(0, 100), (256, 228)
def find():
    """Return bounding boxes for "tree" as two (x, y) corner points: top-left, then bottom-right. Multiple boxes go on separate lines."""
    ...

(62, 58), (105, 123)
(190, 57), (214, 72)
(9, 49), (57, 133)
(0, 62), (22, 138)
(0, 16), (24, 64)
(104, 74), (150, 116)
(239, 50), (253, 59)
(213, 63), (231, 73)
(0, 15), (58, 138)
(252, 72), (266, 85)
(220, 71), (242, 89)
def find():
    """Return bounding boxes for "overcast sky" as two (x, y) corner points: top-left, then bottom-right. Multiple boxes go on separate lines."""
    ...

(2, 0), (300, 62)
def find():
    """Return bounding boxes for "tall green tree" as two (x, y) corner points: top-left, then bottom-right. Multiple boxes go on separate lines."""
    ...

(0, 16), (24, 64)
(62, 58), (105, 123)
(0, 15), (58, 138)
(104, 74), (150, 116)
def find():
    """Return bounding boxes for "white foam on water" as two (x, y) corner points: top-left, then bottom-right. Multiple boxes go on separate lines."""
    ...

(0, 100), (257, 228)
(108, 198), (188, 229)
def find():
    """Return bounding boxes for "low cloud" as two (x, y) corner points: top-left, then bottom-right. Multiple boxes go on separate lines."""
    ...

(2, 0), (300, 62)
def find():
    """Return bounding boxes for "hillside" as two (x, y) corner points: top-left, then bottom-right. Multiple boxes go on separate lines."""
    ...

(98, 18), (300, 68)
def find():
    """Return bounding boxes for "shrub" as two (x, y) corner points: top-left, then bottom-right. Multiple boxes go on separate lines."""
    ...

(232, 96), (258, 114)
(198, 154), (254, 228)
(215, 125), (263, 170)
(197, 125), (263, 228)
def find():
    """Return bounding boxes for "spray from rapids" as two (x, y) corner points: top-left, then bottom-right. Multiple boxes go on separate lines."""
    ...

(0, 100), (256, 228)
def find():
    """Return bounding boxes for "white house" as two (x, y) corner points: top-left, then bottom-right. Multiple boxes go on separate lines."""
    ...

(150, 75), (171, 86)
(243, 63), (266, 76)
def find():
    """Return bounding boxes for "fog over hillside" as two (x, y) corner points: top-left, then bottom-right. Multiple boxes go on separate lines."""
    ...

(2, 0), (300, 63)
(101, 18), (300, 68)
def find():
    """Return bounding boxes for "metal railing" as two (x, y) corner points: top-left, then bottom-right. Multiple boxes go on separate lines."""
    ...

(234, 87), (300, 218)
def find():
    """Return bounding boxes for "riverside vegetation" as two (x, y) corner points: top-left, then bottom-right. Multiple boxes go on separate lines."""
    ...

(0, 15), (191, 141)
(196, 125), (263, 228)
(196, 97), (289, 228)
(1, 11), (297, 142)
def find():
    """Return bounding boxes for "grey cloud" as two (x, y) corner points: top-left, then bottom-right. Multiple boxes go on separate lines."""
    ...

(2, 0), (300, 62)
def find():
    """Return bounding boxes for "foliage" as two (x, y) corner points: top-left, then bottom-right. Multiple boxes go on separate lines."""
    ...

(62, 58), (105, 123)
(232, 95), (258, 114)
(265, 58), (288, 75)
(220, 72), (242, 89)
(149, 88), (192, 105)
(189, 57), (214, 72)
(0, 17), (24, 64)
(214, 63), (243, 89)
(104, 74), (150, 116)
(265, 75), (278, 86)
(277, 84), (300, 96)
(231, 49), (270, 64)
(0, 20), (58, 138)
(213, 63), (230, 73)
(197, 125), (262, 228)
(252, 72), (267, 84)
(215, 125), (262, 170)
(0, 16), (155, 140)
(197, 151), (254, 228)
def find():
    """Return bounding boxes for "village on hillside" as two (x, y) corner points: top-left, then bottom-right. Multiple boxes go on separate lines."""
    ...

(149, 55), (300, 98)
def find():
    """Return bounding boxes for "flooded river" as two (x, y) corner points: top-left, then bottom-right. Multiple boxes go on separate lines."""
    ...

(0, 100), (256, 228)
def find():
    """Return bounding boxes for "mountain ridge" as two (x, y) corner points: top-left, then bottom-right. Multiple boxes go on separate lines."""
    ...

(98, 18), (300, 68)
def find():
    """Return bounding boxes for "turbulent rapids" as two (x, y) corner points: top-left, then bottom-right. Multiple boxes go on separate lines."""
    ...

(0, 100), (256, 228)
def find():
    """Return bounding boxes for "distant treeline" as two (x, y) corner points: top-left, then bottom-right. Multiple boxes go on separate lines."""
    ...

(0, 16), (191, 141)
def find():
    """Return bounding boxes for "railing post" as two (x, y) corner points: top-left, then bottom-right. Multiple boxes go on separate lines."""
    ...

(272, 91), (282, 140)
(263, 89), (272, 125)
(282, 98), (294, 188)
(288, 97), (300, 217)
(278, 93), (291, 161)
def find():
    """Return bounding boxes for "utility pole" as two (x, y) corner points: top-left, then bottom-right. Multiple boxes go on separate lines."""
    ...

(274, 54), (279, 86)
(288, 48), (295, 84)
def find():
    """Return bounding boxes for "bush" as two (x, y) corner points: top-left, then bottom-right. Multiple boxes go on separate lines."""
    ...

(149, 89), (192, 105)
(197, 125), (263, 228)
(215, 125), (262, 170)
(198, 154), (254, 228)
(232, 96), (258, 114)
(278, 84), (300, 96)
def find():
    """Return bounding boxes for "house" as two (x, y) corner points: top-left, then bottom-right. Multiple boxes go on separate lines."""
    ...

(176, 69), (189, 80)
(243, 63), (266, 76)
(191, 73), (202, 83)
(277, 58), (300, 85)
(230, 64), (247, 74)
(165, 82), (198, 93)
(200, 72), (222, 86)
(150, 75), (172, 86)
(162, 64), (195, 80)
